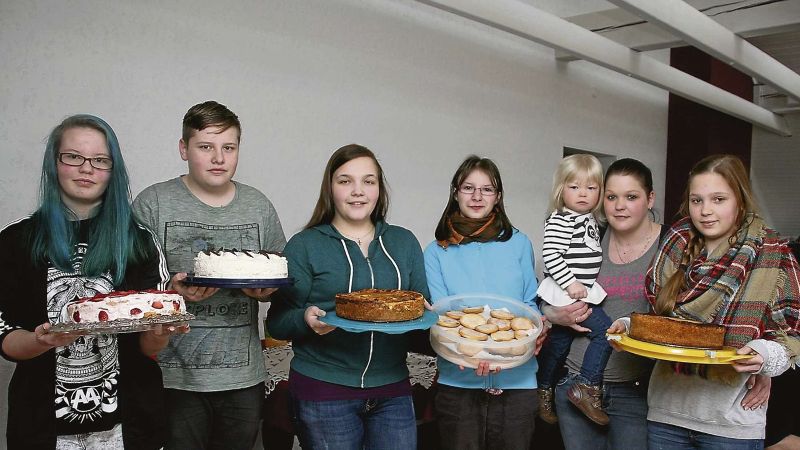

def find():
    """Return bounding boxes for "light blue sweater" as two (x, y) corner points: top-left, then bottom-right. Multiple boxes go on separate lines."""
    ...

(424, 230), (540, 389)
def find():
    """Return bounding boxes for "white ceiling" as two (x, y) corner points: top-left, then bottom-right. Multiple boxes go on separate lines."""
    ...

(418, 0), (800, 135)
(519, 0), (611, 18)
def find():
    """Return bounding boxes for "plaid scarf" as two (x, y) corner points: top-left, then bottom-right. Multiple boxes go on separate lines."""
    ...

(646, 215), (800, 362)
(437, 212), (501, 249)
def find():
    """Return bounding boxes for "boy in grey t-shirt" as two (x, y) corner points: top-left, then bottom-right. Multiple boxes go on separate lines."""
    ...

(133, 101), (286, 450)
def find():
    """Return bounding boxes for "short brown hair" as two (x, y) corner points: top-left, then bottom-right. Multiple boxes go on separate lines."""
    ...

(182, 100), (241, 143)
(305, 144), (389, 229)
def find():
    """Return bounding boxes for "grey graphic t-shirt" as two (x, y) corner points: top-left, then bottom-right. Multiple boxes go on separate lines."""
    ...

(133, 177), (286, 391)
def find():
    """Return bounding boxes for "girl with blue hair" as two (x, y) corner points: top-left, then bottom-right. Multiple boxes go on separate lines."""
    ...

(0, 115), (178, 450)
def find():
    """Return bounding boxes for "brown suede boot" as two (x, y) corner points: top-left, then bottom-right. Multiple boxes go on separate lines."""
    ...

(567, 382), (609, 426)
(537, 387), (558, 424)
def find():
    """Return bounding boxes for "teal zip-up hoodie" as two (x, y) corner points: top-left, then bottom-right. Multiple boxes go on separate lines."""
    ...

(267, 221), (430, 388)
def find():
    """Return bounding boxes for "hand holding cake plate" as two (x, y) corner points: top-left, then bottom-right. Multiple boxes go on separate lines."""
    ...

(607, 333), (752, 364)
(49, 314), (195, 335)
(320, 310), (438, 334)
(608, 313), (753, 364)
(183, 275), (295, 289)
(48, 290), (195, 335)
(184, 249), (293, 289)
(320, 288), (437, 334)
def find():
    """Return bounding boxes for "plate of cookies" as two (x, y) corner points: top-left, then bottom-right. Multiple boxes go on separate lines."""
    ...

(430, 294), (543, 370)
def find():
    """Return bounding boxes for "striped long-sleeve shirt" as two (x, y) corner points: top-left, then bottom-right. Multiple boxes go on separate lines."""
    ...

(541, 209), (603, 289)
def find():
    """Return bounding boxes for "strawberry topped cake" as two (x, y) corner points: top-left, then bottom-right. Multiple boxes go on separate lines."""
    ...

(63, 290), (186, 324)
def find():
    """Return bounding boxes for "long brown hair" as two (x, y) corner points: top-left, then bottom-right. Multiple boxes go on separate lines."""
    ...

(654, 154), (760, 314)
(433, 155), (514, 242)
(305, 144), (389, 229)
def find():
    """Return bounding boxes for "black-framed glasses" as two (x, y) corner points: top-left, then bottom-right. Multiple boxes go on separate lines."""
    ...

(58, 153), (113, 170)
(458, 185), (498, 196)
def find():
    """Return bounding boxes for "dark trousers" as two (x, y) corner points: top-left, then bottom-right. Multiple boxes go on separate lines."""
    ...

(537, 305), (612, 387)
(263, 380), (295, 450)
(555, 373), (649, 450)
(435, 384), (538, 450)
(766, 367), (800, 446)
(164, 384), (264, 450)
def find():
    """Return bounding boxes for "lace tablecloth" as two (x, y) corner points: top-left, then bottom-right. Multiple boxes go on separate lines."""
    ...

(264, 344), (437, 395)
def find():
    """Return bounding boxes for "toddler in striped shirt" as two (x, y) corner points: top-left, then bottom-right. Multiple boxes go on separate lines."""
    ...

(536, 154), (612, 427)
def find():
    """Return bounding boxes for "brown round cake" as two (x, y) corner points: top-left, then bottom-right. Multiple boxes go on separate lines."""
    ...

(335, 288), (424, 322)
(629, 312), (725, 349)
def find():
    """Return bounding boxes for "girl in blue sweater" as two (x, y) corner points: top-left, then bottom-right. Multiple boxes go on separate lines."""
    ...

(424, 155), (545, 450)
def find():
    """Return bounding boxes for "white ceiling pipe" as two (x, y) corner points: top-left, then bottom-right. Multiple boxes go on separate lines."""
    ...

(609, 0), (800, 102)
(556, 0), (800, 61)
(417, 0), (791, 136)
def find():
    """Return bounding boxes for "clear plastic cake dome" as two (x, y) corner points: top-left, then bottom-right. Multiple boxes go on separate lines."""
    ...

(429, 293), (544, 370)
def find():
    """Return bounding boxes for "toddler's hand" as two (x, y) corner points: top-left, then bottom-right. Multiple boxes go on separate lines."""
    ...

(566, 281), (587, 300)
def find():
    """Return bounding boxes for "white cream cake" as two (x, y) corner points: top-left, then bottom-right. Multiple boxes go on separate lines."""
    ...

(64, 290), (186, 323)
(193, 250), (288, 279)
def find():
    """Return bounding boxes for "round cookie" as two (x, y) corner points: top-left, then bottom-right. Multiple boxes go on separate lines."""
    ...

(487, 346), (513, 356)
(437, 326), (462, 343)
(445, 310), (465, 320)
(490, 309), (515, 321)
(457, 342), (483, 357)
(475, 323), (499, 335)
(510, 344), (529, 356)
(459, 327), (489, 341)
(514, 329), (532, 339)
(491, 330), (515, 342)
(462, 306), (484, 314)
(488, 317), (511, 331)
(437, 316), (460, 328)
(511, 317), (533, 331)
(459, 313), (487, 330)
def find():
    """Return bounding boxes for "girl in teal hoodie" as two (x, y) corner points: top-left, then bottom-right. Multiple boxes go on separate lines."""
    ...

(267, 144), (429, 450)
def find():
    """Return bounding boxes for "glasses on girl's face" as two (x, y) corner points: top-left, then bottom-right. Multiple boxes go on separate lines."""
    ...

(58, 153), (113, 170)
(458, 185), (497, 196)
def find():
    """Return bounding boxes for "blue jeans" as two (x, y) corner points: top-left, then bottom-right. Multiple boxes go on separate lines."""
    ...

(291, 395), (416, 450)
(555, 372), (649, 450)
(648, 421), (763, 450)
(164, 384), (263, 450)
(538, 305), (612, 387)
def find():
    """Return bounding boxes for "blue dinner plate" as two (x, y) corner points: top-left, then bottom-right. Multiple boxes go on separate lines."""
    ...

(184, 275), (294, 288)
(320, 310), (438, 334)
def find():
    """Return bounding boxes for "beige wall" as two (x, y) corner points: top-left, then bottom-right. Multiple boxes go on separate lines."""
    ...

(0, 2), (670, 446)
(0, 0), (667, 244)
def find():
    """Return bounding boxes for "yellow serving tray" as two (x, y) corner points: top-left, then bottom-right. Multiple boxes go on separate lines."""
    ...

(606, 333), (752, 365)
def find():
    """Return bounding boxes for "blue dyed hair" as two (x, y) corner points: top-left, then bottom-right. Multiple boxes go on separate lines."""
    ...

(31, 114), (151, 284)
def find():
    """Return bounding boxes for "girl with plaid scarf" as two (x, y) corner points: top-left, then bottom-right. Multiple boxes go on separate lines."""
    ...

(609, 154), (800, 449)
